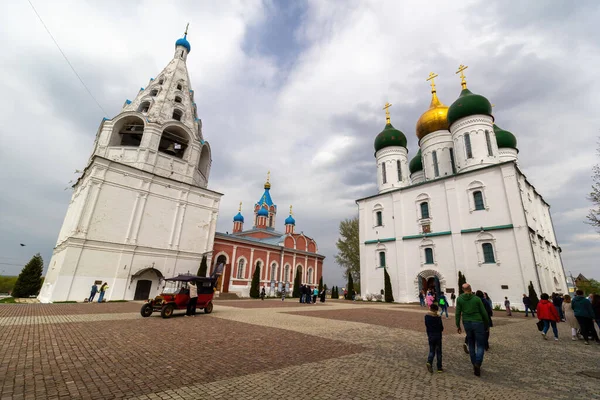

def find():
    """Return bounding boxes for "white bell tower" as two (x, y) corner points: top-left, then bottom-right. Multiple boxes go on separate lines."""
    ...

(39, 27), (223, 303)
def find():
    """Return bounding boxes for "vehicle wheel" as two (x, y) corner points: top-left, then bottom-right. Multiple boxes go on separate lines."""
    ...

(140, 303), (153, 318)
(161, 304), (175, 319)
(204, 302), (213, 314)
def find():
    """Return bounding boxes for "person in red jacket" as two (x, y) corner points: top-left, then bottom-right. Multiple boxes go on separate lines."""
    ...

(537, 293), (560, 341)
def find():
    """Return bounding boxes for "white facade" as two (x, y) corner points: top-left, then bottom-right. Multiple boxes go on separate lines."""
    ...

(420, 130), (454, 180)
(39, 36), (222, 303)
(450, 115), (499, 173)
(376, 146), (409, 193)
(358, 161), (568, 308)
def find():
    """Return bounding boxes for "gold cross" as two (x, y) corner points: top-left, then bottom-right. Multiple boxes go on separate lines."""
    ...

(239, 201), (242, 212)
(456, 64), (468, 89)
(266, 170), (270, 183)
(426, 72), (438, 93)
(383, 102), (392, 124)
(184, 23), (189, 36)
(289, 205), (293, 215)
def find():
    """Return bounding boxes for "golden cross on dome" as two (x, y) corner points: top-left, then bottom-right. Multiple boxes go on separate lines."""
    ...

(289, 205), (293, 215)
(383, 102), (392, 124)
(184, 23), (189, 36)
(456, 64), (468, 89)
(238, 201), (242, 212)
(426, 72), (438, 93)
(266, 171), (270, 183)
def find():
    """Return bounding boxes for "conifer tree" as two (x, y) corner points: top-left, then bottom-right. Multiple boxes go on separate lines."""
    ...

(318, 276), (323, 292)
(384, 267), (394, 303)
(347, 273), (354, 300)
(197, 254), (208, 277)
(332, 286), (337, 299)
(249, 264), (261, 298)
(458, 271), (466, 294)
(12, 253), (44, 298)
(292, 269), (301, 298)
(528, 281), (539, 310)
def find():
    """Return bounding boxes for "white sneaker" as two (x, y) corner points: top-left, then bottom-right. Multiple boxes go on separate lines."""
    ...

(554, 337), (559, 341)
(542, 333), (547, 340)
(572, 336), (577, 341)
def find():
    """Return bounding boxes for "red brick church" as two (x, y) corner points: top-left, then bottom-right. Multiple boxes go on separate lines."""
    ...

(211, 174), (325, 297)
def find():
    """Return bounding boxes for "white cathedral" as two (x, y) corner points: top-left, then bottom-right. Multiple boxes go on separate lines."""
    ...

(357, 67), (568, 307)
(38, 31), (222, 302)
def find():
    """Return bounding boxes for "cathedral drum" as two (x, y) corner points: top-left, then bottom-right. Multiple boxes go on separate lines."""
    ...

(140, 274), (217, 318)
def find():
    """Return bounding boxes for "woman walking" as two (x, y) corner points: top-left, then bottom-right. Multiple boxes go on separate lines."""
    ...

(537, 293), (560, 341)
(97, 282), (108, 303)
(562, 295), (580, 340)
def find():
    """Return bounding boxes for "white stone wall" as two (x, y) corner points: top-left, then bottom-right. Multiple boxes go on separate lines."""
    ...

(38, 157), (221, 303)
(358, 162), (564, 309)
(420, 130), (455, 180)
(376, 146), (409, 193)
(450, 115), (500, 173)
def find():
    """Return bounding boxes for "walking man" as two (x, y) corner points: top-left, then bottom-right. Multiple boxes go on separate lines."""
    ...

(450, 292), (456, 308)
(89, 283), (98, 302)
(186, 281), (198, 316)
(456, 283), (489, 377)
(523, 294), (535, 317)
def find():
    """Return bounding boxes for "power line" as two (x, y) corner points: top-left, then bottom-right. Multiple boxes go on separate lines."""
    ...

(27, 0), (109, 117)
(0, 262), (24, 267)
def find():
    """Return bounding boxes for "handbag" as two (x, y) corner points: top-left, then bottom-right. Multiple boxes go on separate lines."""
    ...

(536, 320), (544, 331)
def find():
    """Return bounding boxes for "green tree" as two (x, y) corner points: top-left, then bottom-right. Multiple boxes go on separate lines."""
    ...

(197, 254), (208, 277)
(528, 281), (539, 310)
(292, 269), (301, 298)
(458, 271), (466, 294)
(324, 284), (328, 293)
(577, 278), (600, 295)
(335, 217), (360, 284)
(0, 276), (18, 294)
(318, 276), (323, 292)
(12, 254), (44, 298)
(249, 264), (261, 299)
(346, 273), (355, 300)
(332, 286), (337, 299)
(384, 268), (394, 303)
(586, 141), (600, 229)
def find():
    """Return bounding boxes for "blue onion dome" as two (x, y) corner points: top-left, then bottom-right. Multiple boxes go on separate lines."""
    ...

(285, 215), (296, 225)
(493, 124), (518, 150)
(233, 212), (244, 223)
(447, 88), (493, 128)
(257, 207), (269, 217)
(409, 149), (423, 174)
(175, 35), (191, 53)
(374, 123), (407, 153)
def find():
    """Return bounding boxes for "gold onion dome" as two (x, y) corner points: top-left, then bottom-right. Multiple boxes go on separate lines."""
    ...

(416, 72), (449, 141)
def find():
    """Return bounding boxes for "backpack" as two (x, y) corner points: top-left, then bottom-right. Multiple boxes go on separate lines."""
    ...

(439, 298), (445, 306)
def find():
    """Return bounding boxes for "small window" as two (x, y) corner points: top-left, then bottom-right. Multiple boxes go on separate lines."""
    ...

(432, 150), (440, 177)
(269, 214), (273, 227)
(150, 89), (158, 97)
(379, 252), (386, 267)
(449, 148), (456, 174)
(382, 163), (387, 184)
(465, 133), (473, 159)
(173, 109), (183, 121)
(175, 96), (182, 103)
(396, 160), (402, 182)
(482, 243), (495, 263)
(237, 259), (245, 279)
(501, 285), (509, 290)
(158, 78), (164, 85)
(138, 101), (150, 113)
(284, 265), (290, 282)
(424, 248), (434, 264)
(376, 211), (383, 226)
(420, 202), (430, 219)
(473, 191), (485, 210)
(485, 130), (493, 156)
(177, 84), (183, 90)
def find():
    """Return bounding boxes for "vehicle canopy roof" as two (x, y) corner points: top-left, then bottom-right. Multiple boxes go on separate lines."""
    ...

(165, 274), (216, 283)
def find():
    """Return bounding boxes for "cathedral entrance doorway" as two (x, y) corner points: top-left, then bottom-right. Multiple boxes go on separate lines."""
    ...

(134, 280), (152, 300)
(215, 255), (229, 293)
(130, 267), (163, 300)
(416, 269), (445, 298)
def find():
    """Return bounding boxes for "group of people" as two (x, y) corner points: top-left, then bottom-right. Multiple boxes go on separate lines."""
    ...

(298, 284), (326, 303)
(88, 282), (109, 303)
(419, 289), (456, 314)
(425, 284), (600, 377)
(536, 290), (600, 344)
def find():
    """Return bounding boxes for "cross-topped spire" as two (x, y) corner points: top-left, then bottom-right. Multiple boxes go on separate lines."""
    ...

(184, 23), (189, 37)
(426, 72), (438, 93)
(456, 64), (468, 89)
(383, 102), (392, 124)
(289, 205), (293, 215)
(264, 171), (271, 189)
(238, 201), (242, 212)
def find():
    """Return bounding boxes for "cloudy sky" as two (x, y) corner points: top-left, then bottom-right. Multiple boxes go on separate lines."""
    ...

(1, 0), (599, 286)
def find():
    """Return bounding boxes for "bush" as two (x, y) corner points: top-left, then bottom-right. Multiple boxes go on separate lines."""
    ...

(528, 281), (539, 310)
(197, 255), (208, 277)
(0, 276), (18, 294)
(458, 271), (466, 294)
(249, 265), (261, 299)
(346, 274), (354, 300)
(493, 304), (501, 311)
(318, 276), (323, 292)
(292, 269), (301, 298)
(384, 268), (394, 303)
(12, 254), (44, 298)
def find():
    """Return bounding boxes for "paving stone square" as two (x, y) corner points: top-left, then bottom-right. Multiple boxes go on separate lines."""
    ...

(0, 301), (599, 399)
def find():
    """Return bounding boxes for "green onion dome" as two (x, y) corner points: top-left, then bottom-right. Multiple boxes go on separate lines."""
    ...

(447, 88), (493, 128)
(374, 123), (407, 153)
(493, 124), (518, 149)
(409, 149), (423, 174)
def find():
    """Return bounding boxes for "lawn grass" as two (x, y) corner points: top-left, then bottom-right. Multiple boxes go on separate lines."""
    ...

(0, 297), (16, 304)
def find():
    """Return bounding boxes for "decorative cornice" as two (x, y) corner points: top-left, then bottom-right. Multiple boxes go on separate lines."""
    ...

(402, 231), (451, 240)
(451, 116), (493, 132)
(364, 238), (396, 244)
(460, 224), (514, 234)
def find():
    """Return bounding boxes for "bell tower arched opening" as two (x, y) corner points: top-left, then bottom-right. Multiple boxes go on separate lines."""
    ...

(109, 115), (145, 147)
(159, 126), (189, 159)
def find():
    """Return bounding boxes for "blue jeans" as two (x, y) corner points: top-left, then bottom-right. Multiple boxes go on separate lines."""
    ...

(524, 306), (535, 316)
(555, 306), (564, 320)
(98, 291), (105, 303)
(419, 298), (425, 307)
(89, 292), (96, 302)
(439, 305), (448, 317)
(463, 321), (485, 366)
(427, 336), (442, 369)
(542, 320), (558, 338)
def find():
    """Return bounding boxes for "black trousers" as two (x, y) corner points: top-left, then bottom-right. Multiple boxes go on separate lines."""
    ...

(186, 297), (198, 315)
(576, 316), (599, 342)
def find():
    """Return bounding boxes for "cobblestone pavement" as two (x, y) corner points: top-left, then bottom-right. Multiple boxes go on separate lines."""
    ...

(1, 300), (599, 399)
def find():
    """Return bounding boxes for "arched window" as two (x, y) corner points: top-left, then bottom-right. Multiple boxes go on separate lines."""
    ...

(473, 191), (485, 210)
(308, 268), (313, 284)
(465, 133), (473, 159)
(172, 109), (183, 121)
(482, 243), (495, 263)
(449, 148), (456, 174)
(424, 248), (434, 264)
(174, 96), (182, 103)
(284, 265), (290, 282)
(269, 214), (273, 227)
(110, 116), (144, 147)
(177, 83), (183, 90)
(432, 150), (440, 177)
(150, 89), (158, 97)
(420, 202), (430, 219)
(379, 252), (386, 267)
(376, 211), (383, 227)
(138, 101), (150, 113)
(270, 263), (276, 281)
(198, 145), (211, 180)
(381, 162), (387, 184)
(236, 259), (245, 279)
(485, 130), (493, 156)
(396, 160), (402, 182)
(159, 126), (189, 159)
